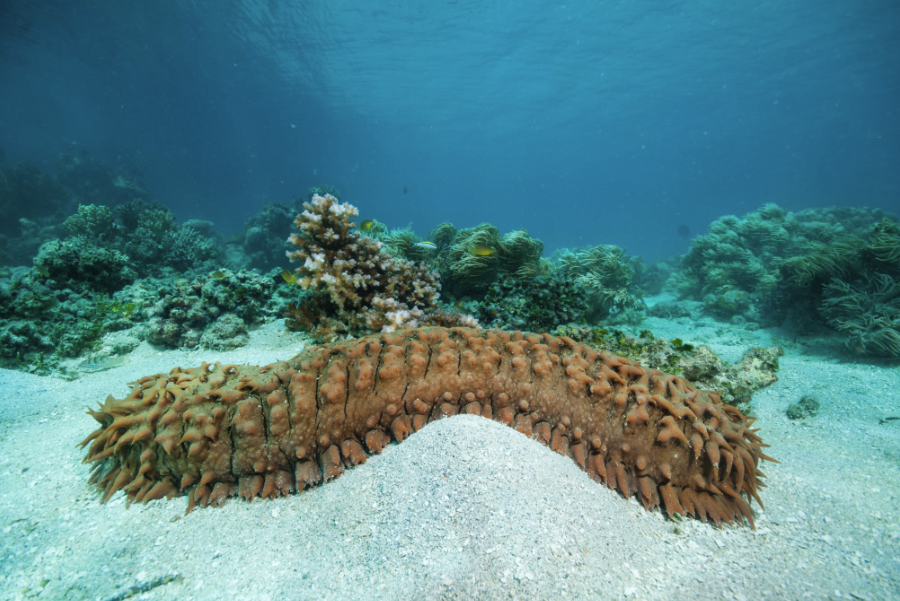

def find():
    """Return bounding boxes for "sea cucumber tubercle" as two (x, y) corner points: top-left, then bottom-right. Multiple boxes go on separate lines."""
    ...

(80, 327), (773, 526)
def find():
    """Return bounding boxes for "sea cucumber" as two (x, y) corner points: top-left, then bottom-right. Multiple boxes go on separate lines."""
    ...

(81, 327), (772, 526)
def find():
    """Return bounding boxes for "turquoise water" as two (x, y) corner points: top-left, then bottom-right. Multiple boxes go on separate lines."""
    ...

(1, 0), (898, 260)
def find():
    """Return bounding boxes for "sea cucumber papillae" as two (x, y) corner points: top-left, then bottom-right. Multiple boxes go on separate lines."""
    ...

(81, 327), (773, 526)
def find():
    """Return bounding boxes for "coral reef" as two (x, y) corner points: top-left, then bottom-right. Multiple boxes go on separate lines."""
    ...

(477, 272), (589, 331)
(627, 256), (671, 297)
(284, 194), (473, 341)
(140, 270), (291, 350)
(199, 313), (250, 351)
(0, 268), (135, 372)
(228, 202), (299, 272)
(686, 345), (785, 412)
(0, 266), (293, 373)
(678, 204), (897, 326)
(59, 201), (222, 277)
(33, 238), (135, 294)
(558, 244), (646, 323)
(779, 218), (900, 357)
(82, 326), (772, 526)
(428, 222), (548, 297)
(819, 273), (900, 357)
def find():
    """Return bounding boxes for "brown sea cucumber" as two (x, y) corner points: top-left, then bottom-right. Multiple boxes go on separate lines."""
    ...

(81, 327), (773, 526)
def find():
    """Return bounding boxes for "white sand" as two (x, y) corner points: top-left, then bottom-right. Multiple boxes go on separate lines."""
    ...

(1, 319), (899, 601)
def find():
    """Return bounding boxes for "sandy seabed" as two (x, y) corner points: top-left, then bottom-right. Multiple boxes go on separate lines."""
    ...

(1, 317), (898, 601)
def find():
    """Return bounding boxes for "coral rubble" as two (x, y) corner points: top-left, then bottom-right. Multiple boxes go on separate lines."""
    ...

(82, 326), (772, 527)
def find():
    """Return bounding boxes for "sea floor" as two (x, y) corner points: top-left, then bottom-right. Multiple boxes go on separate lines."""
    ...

(1, 316), (898, 601)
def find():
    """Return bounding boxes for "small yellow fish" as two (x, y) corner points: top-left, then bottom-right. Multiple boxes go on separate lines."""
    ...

(281, 269), (298, 285)
(359, 219), (375, 232)
(35, 265), (50, 277)
(211, 270), (228, 280)
(469, 244), (495, 257)
(414, 241), (437, 250)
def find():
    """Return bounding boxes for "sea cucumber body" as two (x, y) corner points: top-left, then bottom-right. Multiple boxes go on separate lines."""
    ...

(82, 327), (769, 525)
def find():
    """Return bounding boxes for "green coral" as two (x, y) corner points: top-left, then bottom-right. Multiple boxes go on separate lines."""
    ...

(779, 219), (900, 357)
(558, 244), (645, 323)
(140, 269), (291, 349)
(679, 204), (898, 325)
(61, 199), (222, 277)
(426, 222), (546, 298)
(0, 268), (135, 374)
(232, 202), (300, 272)
(680, 204), (831, 301)
(63, 204), (117, 240)
(476, 272), (588, 331)
(33, 237), (135, 294)
(820, 273), (900, 357)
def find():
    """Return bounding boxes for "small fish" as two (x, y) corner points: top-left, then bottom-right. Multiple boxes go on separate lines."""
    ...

(211, 270), (228, 280)
(79, 354), (128, 373)
(35, 265), (50, 277)
(469, 244), (495, 257)
(414, 241), (437, 250)
(403, 185), (408, 194)
(359, 220), (375, 232)
(281, 270), (298, 285)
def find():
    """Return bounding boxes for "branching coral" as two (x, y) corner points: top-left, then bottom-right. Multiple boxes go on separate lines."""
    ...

(284, 194), (471, 341)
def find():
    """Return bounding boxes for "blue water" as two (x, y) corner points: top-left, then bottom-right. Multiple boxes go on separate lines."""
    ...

(1, 0), (898, 261)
